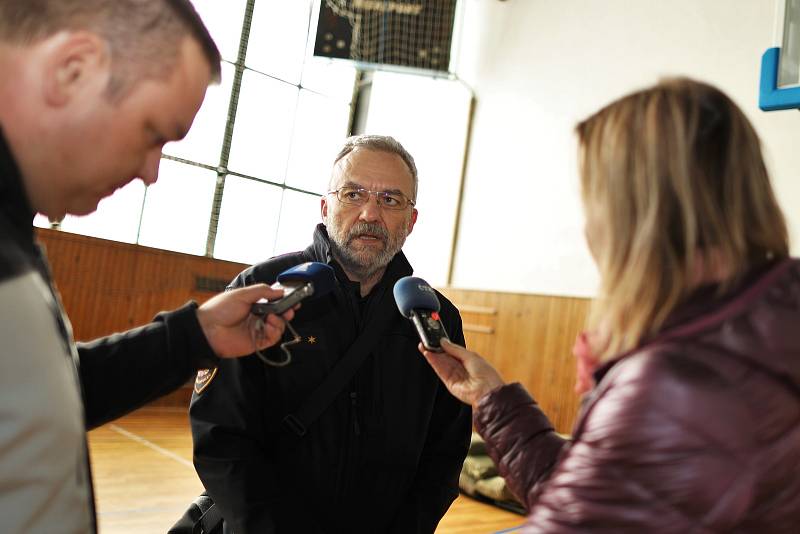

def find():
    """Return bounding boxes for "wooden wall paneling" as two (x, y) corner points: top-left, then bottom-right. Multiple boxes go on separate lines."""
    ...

(38, 229), (247, 342)
(36, 229), (248, 408)
(37, 228), (592, 430)
(441, 288), (590, 434)
(441, 288), (499, 360)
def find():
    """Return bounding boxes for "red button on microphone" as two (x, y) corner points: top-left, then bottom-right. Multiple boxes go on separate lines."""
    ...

(431, 311), (440, 321)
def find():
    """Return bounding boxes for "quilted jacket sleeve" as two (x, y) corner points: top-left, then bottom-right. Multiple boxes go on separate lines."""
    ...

(475, 349), (755, 533)
(473, 383), (567, 508)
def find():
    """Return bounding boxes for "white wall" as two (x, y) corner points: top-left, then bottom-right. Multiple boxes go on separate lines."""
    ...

(450, 0), (800, 297)
(364, 72), (473, 287)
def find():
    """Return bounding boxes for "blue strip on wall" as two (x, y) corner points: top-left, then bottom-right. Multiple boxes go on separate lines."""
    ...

(759, 47), (800, 111)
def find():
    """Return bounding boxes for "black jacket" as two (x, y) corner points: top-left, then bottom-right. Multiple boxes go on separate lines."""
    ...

(0, 127), (218, 533)
(190, 225), (472, 534)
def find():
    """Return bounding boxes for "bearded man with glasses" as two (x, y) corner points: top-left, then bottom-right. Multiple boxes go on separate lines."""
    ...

(190, 135), (470, 534)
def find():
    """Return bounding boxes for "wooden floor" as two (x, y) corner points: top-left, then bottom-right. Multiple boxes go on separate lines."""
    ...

(88, 408), (524, 533)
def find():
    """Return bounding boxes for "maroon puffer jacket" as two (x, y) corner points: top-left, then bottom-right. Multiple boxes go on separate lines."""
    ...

(475, 258), (800, 533)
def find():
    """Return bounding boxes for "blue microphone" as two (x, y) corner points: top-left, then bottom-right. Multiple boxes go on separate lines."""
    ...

(251, 262), (335, 316)
(394, 276), (449, 352)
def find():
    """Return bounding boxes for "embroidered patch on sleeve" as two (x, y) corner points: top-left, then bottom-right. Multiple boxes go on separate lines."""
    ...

(194, 368), (218, 394)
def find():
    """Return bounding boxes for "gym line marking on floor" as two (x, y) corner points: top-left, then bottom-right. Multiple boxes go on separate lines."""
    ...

(108, 424), (195, 470)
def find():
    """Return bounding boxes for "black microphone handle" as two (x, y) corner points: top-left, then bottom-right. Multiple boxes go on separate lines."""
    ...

(410, 309), (449, 352)
(250, 281), (314, 316)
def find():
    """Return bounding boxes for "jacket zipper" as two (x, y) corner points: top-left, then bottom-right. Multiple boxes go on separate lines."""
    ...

(350, 390), (361, 435)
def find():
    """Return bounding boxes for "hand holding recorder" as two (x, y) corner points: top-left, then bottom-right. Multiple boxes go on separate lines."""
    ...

(248, 262), (336, 367)
(197, 284), (295, 358)
(251, 262), (336, 316)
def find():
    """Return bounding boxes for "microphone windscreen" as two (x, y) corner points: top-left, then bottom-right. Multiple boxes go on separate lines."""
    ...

(393, 276), (441, 318)
(276, 262), (336, 299)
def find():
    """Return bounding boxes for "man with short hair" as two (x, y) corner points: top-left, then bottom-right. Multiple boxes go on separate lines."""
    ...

(190, 135), (472, 533)
(0, 1), (291, 532)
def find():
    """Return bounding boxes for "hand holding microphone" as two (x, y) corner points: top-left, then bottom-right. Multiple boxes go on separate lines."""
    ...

(420, 339), (506, 408)
(394, 276), (505, 408)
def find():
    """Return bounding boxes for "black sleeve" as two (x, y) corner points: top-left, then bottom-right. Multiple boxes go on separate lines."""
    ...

(389, 303), (472, 533)
(77, 302), (218, 429)
(189, 262), (309, 534)
(190, 354), (282, 534)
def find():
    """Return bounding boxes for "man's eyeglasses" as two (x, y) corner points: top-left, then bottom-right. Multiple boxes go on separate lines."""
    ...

(328, 186), (415, 211)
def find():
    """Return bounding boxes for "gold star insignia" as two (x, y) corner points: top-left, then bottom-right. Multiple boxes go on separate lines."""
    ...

(307, 336), (317, 344)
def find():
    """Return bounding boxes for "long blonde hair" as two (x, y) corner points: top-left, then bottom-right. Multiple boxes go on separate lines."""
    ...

(576, 78), (788, 360)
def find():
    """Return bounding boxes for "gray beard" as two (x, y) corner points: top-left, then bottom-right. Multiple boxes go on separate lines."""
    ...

(328, 221), (408, 281)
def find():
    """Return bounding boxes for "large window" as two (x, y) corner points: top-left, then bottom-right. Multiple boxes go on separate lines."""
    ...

(34, 0), (472, 287)
(362, 71), (472, 286)
(35, 0), (356, 266)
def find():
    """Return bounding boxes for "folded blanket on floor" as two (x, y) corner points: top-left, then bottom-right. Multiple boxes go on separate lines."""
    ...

(476, 476), (517, 502)
(462, 454), (498, 480)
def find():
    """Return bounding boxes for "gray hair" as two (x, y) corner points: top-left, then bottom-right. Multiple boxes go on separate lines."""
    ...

(332, 134), (418, 200)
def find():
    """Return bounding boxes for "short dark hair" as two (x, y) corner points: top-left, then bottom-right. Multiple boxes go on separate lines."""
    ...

(332, 135), (419, 199)
(0, 0), (222, 99)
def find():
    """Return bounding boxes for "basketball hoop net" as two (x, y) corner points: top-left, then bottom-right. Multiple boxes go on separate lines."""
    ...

(318, 0), (458, 72)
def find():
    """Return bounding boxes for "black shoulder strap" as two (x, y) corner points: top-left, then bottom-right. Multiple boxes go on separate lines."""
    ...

(194, 502), (223, 534)
(281, 284), (397, 437)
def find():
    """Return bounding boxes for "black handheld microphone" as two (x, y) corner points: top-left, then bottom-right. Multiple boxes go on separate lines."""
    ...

(250, 262), (335, 316)
(393, 276), (449, 352)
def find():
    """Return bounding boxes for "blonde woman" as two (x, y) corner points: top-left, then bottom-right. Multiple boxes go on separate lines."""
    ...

(422, 78), (800, 531)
